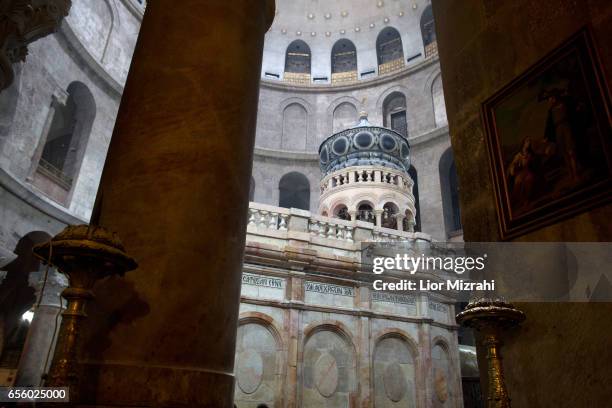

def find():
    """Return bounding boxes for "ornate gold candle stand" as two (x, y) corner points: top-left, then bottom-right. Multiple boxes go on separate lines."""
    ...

(32, 224), (137, 401)
(456, 298), (526, 408)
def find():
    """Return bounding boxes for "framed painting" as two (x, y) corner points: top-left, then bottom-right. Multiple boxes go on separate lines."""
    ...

(482, 27), (612, 240)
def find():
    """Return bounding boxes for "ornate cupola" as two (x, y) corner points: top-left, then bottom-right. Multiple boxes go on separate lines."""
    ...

(318, 112), (417, 232)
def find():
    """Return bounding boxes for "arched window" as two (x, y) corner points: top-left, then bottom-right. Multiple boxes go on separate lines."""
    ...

(449, 161), (462, 231)
(357, 203), (375, 225)
(284, 40), (311, 85)
(70, 0), (113, 60)
(421, 5), (437, 58)
(331, 39), (357, 84)
(408, 166), (421, 232)
(376, 27), (404, 74)
(32, 81), (96, 206)
(279, 172), (310, 210)
(432, 74), (447, 127)
(332, 102), (358, 133)
(382, 202), (399, 229)
(282, 103), (308, 151)
(382, 92), (408, 137)
(249, 177), (255, 201)
(439, 149), (462, 236)
(334, 204), (351, 221)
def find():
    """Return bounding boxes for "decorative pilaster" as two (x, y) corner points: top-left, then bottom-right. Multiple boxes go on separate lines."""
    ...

(0, 0), (72, 92)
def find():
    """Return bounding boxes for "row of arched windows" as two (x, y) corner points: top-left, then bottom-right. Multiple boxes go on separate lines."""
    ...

(283, 7), (436, 84)
(281, 79), (445, 151)
(249, 149), (462, 237)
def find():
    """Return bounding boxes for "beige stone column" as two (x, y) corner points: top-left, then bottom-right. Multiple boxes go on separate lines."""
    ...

(375, 210), (383, 227)
(395, 214), (405, 231)
(15, 270), (65, 387)
(81, 1), (275, 406)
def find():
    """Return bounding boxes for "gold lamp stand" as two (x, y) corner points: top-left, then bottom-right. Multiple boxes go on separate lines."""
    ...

(456, 298), (525, 408)
(32, 224), (137, 402)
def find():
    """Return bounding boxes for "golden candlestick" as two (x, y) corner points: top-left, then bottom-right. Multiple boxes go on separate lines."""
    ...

(33, 224), (137, 402)
(456, 298), (525, 408)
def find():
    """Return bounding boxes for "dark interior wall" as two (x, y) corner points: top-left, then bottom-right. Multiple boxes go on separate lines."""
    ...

(431, 0), (612, 406)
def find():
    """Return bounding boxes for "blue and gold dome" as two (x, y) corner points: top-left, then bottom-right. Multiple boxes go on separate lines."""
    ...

(318, 112), (411, 176)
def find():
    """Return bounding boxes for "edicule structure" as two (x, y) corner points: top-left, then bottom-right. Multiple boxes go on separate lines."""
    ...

(236, 114), (462, 407)
(318, 112), (417, 232)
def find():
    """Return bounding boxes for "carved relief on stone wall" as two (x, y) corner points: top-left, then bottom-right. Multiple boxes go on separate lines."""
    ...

(302, 327), (355, 406)
(373, 335), (417, 407)
(313, 352), (338, 397)
(234, 321), (281, 406)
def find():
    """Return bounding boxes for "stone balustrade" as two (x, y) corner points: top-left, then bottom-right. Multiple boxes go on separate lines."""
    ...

(247, 202), (430, 247)
(247, 205), (289, 231)
(320, 166), (413, 196)
(308, 218), (354, 242)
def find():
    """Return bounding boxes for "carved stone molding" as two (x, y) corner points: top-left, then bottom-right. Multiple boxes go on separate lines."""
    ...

(0, 0), (71, 92)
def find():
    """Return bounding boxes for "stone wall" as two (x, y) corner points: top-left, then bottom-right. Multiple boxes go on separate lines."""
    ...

(0, 0), (142, 256)
(432, 0), (612, 406)
(255, 61), (442, 151)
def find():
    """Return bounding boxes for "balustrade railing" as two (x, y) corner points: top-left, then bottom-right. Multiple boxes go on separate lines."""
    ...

(372, 227), (415, 242)
(247, 203), (428, 246)
(378, 58), (405, 75)
(320, 167), (412, 195)
(308, 219), (354, 242)
(37, 158), (73, 190)
(331, 71), (358, 85)
(424, 41), (438, 59)
(247, 207), (288, 231)
(283, 72), (311, 85)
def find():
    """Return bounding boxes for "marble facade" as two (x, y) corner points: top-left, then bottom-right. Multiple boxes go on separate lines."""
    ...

(235, 205), (463, 407)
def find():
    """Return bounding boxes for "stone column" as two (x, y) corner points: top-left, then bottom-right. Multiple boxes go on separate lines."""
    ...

(395, 214), (405, 231)
(375, 210), (383, 227)
(81, 1), (275, 407)
(15, 269), (66, 387)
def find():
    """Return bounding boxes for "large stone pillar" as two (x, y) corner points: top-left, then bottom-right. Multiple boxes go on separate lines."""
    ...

(81, 1), (275, 406)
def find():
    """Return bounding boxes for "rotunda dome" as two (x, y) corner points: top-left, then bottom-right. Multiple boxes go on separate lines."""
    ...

(261, 0), (437, 86)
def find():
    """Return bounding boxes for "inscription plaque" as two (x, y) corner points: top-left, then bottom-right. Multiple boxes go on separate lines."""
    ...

(242, 273), (284, 289)
(372, 292), (416, 305)
(305, 281), (355, 297)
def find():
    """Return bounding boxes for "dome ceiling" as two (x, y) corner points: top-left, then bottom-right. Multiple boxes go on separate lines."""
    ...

(270, 0), (419, 38)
